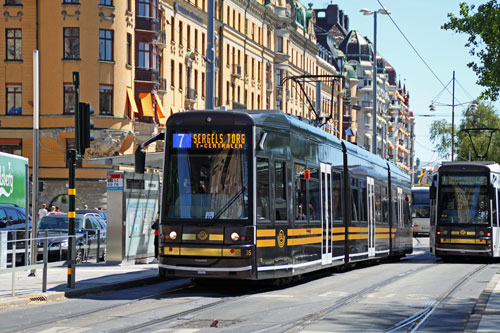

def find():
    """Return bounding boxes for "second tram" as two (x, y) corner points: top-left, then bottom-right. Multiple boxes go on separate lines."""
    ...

(430, 162), (500, 259)
(152, 110), (412, 280)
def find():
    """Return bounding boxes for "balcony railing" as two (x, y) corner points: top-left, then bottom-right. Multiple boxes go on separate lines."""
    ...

(266, 80), (273, 92)
(186, 87), (197, 102)
(361, 101), (372, 108)
(135, 68), (159, 83)
(232, 64), (241, 78)
(136, 17), (160, 32)
(157, 31), (167, 48)
(158, 78), (167, 92)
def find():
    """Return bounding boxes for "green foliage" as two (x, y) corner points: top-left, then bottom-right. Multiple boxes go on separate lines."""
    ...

(430, 103), (500, 161)
(442, 1), (500, 101)
(429, 119), (453, 160)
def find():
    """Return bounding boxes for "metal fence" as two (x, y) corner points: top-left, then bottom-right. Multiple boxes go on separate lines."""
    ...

(0, 230), (106, 296)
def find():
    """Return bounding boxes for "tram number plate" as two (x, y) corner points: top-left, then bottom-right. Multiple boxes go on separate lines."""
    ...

(197, 270), (207, 275)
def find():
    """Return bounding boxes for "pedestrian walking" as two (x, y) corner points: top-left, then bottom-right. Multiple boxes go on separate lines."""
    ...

(38, 203), (48, 219)
(151, 211), (160, 263)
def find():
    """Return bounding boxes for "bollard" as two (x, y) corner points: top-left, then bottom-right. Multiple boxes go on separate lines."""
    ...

(43, 231), (48, 292)
(0, 231), (6, 269)
(96, 230), (100, 263)
(11, 232), (16, 297)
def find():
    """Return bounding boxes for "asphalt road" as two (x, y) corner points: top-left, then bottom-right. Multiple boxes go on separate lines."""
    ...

(0, 237), (498, 332)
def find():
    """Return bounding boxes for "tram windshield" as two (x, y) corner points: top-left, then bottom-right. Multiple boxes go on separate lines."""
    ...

(437, 173), (489, 225)
(165, 129), (249, 220)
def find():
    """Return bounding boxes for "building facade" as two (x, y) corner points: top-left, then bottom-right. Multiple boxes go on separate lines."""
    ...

(0, 0), (413, 210)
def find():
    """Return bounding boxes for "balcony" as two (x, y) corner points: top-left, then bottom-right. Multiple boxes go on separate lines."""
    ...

(343, 115), (352, 124)
(361, 101), (372, 108)
(156, 31), (167, 48)
(158, 78), (167, 92)
(136, 17), (160, 32)
(232, 64), (241, 78)
(266, 80), (273, 92)
(135, 68), (159, 83)
(186, 88), (197, 102)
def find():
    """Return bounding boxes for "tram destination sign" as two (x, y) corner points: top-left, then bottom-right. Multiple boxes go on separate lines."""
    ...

(441, 174), (487, 186)
(173, 132), (246, 149)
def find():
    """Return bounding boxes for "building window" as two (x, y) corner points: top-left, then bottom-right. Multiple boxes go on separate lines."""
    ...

(179, 21), (183, 46)
(170, 60), (175, 88)
(277, 36), (283, 53)
(63, 27), (79, 60)
(171, 16), (175, 42)
(179, 63), (183, 90)
(276, 69), (281, 86)
(138, 0), (150, 17)
(194, 29), (198, 50)
(138, 42), (150, 69)
(126, 33), (132, 66)
(202, 72), (205, 97)
(62, 0), (79, 3)
(99, 86), (113, 115)
(187, 25), (190, 50)
(202, 33), (205, 56)
(6, 29), (22, 61)
(99, 0), (112, 5)
(99, 29), (113, 61)
(194, 69), (198, 91)
(0, 139), (22, 156)
(63, 85), (76, 114)
(5, 0), (22, 4)
(276, 99), (281, 110)
(6, 85), (21, 115)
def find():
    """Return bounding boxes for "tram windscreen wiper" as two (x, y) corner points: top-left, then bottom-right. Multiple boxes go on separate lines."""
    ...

(209, 186), (246, 224)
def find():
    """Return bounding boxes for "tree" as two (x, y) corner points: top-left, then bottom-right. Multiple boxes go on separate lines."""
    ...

(442, 1), (500, 101)
(430, 102), (500, 161)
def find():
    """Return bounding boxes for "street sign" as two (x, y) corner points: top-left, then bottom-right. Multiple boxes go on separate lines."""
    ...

(107, 174), (124, 190)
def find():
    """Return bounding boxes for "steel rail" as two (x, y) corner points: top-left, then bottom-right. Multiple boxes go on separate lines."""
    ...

(386, 263), (488, 332)
(253, 262), (440, 333)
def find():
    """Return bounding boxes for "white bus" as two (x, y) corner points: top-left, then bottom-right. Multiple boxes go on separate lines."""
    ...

(412, 186), (430, 236)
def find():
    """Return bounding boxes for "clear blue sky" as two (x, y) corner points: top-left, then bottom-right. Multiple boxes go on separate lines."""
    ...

(311, 0), (500, 166)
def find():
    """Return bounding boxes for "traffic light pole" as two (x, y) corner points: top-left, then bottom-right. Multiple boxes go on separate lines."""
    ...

(67, 72), (80, 288)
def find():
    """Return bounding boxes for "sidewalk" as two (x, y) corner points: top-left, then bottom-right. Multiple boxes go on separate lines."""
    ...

(474, 270), (500, 332)
(0, 261), (162, 308)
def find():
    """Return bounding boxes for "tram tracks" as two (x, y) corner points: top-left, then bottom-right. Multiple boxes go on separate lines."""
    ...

(386, 263), (489, 332)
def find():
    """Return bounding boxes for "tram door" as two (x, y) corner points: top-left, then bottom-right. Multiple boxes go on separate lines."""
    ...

(321, 163), (333, 265)
(367, 177), (376, 257)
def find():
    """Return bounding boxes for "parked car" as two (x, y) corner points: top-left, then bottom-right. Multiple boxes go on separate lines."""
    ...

(37, 213), (106, 263)
(77, 209), (107, 221)
(0, 203), (31, 265)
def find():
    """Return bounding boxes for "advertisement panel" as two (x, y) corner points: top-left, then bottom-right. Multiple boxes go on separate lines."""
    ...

(0, 152), (28, 208)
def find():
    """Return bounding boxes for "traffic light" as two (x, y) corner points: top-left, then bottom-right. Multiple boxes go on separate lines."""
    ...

(78, 102), (94, 156)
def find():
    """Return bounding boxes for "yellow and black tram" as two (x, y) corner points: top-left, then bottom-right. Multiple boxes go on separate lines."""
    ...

(155, 110), (412, 280)
(430, 162), (500, 259)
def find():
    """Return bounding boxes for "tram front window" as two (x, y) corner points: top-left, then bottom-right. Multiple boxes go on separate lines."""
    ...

(437, 174), (489, 225)
(165, 130), (249, 220)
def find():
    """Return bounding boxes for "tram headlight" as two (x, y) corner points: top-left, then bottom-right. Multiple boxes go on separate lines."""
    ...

(479, 231), (484, 236)
(169, 231), (177, 240)
(231, 232), (240, 241)
(442, 229), (448, 236)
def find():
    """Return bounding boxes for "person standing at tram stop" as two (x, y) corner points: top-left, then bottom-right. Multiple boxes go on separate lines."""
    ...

(151, 211), (160, 263)
(38, 203), (48, 219)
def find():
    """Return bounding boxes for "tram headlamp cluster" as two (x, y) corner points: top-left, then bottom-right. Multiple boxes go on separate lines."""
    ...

(479, 231), (484, 236)
(169, 231), (178, 240)
(441, 230), (448, 236)
(231, 232), (240, 241)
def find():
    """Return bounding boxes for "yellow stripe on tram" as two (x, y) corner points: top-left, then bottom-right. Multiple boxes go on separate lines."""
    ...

(257, 239), (276, 247)
(287, 236), (322, 246)
(257, 229), (276, 237)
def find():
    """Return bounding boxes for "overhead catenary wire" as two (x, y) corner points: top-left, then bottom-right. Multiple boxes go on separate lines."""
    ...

(376, 0), (465, 106)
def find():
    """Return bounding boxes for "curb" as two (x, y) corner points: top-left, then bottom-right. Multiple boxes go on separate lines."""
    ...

(464, 271), (500, 332)
(0, 275), (163, 309)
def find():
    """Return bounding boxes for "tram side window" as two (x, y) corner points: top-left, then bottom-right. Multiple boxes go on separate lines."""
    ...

(351, 178), (359, 222)
(332, 172), (343, 222)
(359, 180), (367, 222)
(308, 166), (320, 222)
(382, 186), (389, 223)
(375, 184), (382, 223)
(275, 161), (287, 221)
(295, 164), (307, 222)
(404, 192), (411, 227)
(392, 188), (398, 227)
(256, 157), (270, 221)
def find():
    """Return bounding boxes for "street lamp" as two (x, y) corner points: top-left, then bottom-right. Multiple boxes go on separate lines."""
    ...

(360, 8), (390, 156)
